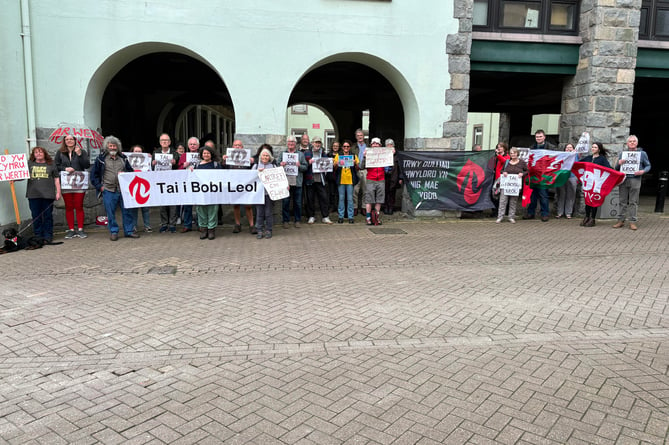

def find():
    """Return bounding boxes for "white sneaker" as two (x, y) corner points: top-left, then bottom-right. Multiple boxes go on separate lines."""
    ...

(495, 217), (502, 223)
(307, 217), (316, 224)
(322, 217), (333, 224)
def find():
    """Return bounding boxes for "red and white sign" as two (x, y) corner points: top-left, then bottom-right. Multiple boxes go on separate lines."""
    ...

(0, 154), (30, 181)
(572, 162), (625, 207)
(118, 170), (264, 208)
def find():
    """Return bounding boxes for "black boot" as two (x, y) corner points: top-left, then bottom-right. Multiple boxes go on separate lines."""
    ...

(208, 228), (216, 240)
(200, 228), (208, 239)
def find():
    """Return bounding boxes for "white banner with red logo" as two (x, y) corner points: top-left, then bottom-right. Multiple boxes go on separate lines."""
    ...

(118, 170), (264, 208)
(572, 162), (626, 207)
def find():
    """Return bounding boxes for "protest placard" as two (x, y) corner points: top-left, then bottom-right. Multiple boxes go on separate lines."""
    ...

(312, 157), (333, 173)
(0, 153), (29, 181)
(283, 152), (299, 176)
(338, 155), (354, 168)
(575, 132), (590, 153)
(258, 167), (290, 200)
(500, 174), (522, 196)
(364, 147), (394, 168)
(620, 151), (640, 174)
(225, 148), (250, 167)
(186, 152), (201, 168)
(124, 152), (152, 172)
(60, 171), (89, 190)
(516, 147), (530, 163)
(154, 153), (173, 171)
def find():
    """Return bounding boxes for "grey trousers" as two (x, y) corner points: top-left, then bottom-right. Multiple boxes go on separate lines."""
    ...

(498, 192), (519, 219)
(617, 177), (641, 222)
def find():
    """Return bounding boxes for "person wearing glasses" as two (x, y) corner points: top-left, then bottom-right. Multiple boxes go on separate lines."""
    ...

(152, 133), (179, 233)
(279, 135), (308, 228)
(333, 140), (359, 223)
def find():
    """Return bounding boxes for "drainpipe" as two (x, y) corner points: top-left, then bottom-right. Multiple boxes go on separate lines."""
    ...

(20, 0), (36, 153)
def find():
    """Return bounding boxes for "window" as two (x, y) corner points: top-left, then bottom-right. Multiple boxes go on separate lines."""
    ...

(291, 128), (308, 139)
(291, 104), (308, 114)
(473, 125), (484, 147)
(640, 0), (669, 39)
(474, 0), (579, 34)
(325, 130), (336, 151)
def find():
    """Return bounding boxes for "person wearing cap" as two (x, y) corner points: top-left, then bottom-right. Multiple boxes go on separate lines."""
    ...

(360, 137), (387, 225)
(304, 137), (333, 224)
(383, 138), (402, 215)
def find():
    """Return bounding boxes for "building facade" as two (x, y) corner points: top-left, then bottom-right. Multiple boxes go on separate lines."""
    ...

(0, 0), (665, 225)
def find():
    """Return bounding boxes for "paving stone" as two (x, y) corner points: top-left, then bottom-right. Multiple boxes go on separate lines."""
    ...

(0, 201), (667, 443)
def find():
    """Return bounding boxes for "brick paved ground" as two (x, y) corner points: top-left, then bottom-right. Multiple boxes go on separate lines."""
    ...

(0, 200), (668, 444)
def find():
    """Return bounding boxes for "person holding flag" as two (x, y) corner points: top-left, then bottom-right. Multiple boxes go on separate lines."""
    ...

(524, 130), (556, 222)
(579, 142), (612, 227)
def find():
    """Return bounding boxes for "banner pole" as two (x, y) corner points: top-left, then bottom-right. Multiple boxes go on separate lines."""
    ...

(4, 149), (21, 225)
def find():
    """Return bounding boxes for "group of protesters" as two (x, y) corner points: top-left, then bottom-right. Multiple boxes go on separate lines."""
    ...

(20, 128), (651, 244)
(492, 130), (651, 230)
(22, 128), (403, 242)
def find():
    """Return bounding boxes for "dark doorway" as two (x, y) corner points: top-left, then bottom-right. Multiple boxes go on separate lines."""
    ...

(289, 62), (405, 149)
(101, 52), (234, 151)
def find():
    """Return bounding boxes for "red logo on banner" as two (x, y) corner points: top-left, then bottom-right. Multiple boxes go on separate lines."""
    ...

(456, 160), (485, 204)
(129, 176), (151, 205)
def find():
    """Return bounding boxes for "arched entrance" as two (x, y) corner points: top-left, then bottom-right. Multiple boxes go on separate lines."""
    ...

(86, 44), (234, 152)
(288, 55), (415, 149)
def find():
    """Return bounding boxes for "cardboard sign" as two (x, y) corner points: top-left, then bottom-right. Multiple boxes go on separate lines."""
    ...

(154, 153), (173, 171)
(338, 155), (354, 168)
(620, 151), (640, 174)
(225, 148), (251, 167)
(283, 152), (299, 176)
(0, 153), (29, 181)
(258, 166), (290, 200)
(60, 171), (89, 190)
(124, 152), (152, 172)
(186, 153), (201, 168)
(575, 132), (590, 154)
(364, 147), (394, 168)
(500, 174), (522, 196)
(312, 157), (333, 173)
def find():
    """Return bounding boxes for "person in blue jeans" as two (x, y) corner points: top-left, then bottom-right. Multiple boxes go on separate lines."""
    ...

(524, 129), (556, 222)
(91, 136), (138, 241)
(333, 140), (359, 223)
(279, 135), (308, 228)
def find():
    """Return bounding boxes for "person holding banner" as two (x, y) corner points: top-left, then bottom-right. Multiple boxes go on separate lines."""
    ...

(194, 145), (223, 240)
(580, 142), (612, 227)
(253, 145), (277, 239)
(177, 137), (201, 233)
(279, 135), (308, 228)
(333, 139), (359, 223)
(524, 130), (556, 222)
(360, 137), (386, 225)
(91, 136), (137, 241)
(153, 133), (179, 233)
(555, 143), (578, 219)
(223, 139), (256, 235)
(496, 147), (527, 224)
(613, 135), (651, 230)
(55, 134), (90, 239)
(352, 129), (367, 216)
(383, 138), (402, 215)
(128, 144), (152, 233)
(25, 146), (61, 243)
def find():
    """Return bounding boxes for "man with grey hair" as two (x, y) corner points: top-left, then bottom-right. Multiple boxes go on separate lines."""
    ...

(177, 136), (201, 232)
(279, 135), (308, 228)
(613, 135), (652, 230)
(91, 135), (137, 241)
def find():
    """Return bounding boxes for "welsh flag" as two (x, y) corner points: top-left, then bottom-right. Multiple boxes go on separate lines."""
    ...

(528, 150), (578, 189)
